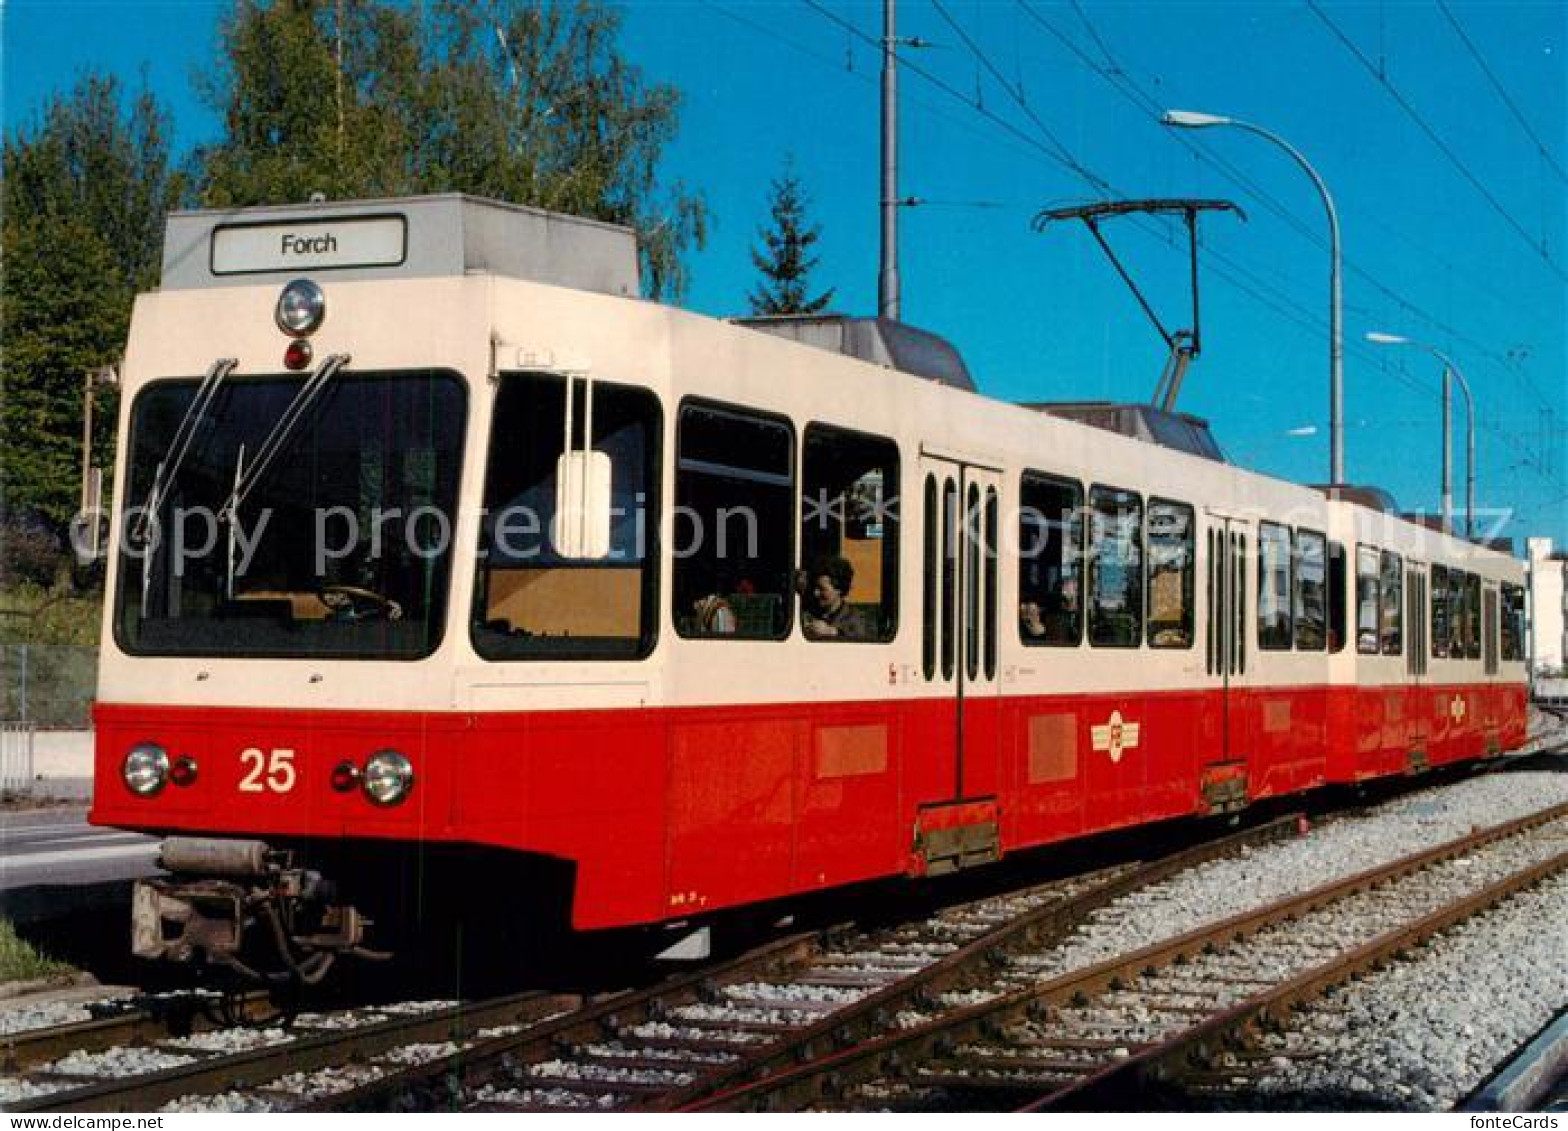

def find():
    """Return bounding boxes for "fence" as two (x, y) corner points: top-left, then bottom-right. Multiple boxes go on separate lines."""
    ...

(1, 720), (36, 795)
(0, 644), (97, 729)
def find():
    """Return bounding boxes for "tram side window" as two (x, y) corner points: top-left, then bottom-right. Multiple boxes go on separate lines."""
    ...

(1355, 547), (1381, 654)
(1328, 541), (1347, 653)
(1293, 529), (1327, 651)
(1431, 564), (1450, 658)
(1465, 572), (1482, 659)
(1448, 567), (1466, 658)
(1501, 582), (1525, 661)
(473, 373), (659, 661)
(675, 401), (794, 640)
(1380, 550), (1403, 655)
(1018, 474), (1083, 646)
(1257, 522), (1292, 650)
(1087, 486), (1142, 648)
(1147, 499), (1195, 648)
(799, 425), (898, 642)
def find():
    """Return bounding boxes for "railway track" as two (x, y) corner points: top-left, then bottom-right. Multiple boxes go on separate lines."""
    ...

(1, 816), (1296, 1113)
(688, 800), (1568, 1111)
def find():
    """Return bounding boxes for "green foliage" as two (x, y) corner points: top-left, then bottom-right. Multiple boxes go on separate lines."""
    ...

(194, 0), (706, 298)
(1, 74), (179, 528)
(749, 160), (834, 316)
(0, 920), (74, 984)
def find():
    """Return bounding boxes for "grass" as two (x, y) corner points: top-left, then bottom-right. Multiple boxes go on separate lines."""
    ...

(0, 583), (102, 646)
(0, 919), (76, 984)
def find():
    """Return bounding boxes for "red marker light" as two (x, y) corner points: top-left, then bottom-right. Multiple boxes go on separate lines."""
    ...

(169, 757), (199, 787)
(284, 339), (314, 371)
(330, 761), (360, 792)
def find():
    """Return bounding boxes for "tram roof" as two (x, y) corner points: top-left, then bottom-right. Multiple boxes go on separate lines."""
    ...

(159, 193), (640, 297)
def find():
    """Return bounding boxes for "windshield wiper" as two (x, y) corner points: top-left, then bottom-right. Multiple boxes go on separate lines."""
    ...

(218, 353), (351, 526)
(131, 357), (238, 546)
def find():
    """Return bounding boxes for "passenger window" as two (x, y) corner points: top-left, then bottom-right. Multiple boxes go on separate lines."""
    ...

(1355, 546), (1380, 654)
(799, 425), (898, 643)
(1146, 499), (1195, 649)
(922, 475), (938, 678)
(1294, 529), (1327, 651)
(1431, 564), (1450, 658)
(1447, 567), (1466, 658)
(1380, 550), (1403, 655)
(473, 372), (659, 660)
(1087, 485), (1142, 648)
(1327, 541), (1347, 653)
(1501, 583), (1525, 662)
(674, 401), (794, 640)
(1018, 474), (1083, 647)
(1257, 522), (1292, 650)
(1465, 572), (1482, 659)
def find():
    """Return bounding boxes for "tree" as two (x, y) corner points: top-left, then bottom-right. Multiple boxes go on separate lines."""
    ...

(194, 0), (706, 298)
(1, 74), (181, 531)
(748, 161), (834, 316)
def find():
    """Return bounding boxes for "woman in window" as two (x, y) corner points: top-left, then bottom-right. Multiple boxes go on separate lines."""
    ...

(802, 556), (874, 641)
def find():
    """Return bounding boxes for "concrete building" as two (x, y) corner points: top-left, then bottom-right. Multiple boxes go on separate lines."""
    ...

(1526, 537), (1567, 676)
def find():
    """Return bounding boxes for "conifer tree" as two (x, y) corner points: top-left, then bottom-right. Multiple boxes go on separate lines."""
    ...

(748, 162), (834, 316)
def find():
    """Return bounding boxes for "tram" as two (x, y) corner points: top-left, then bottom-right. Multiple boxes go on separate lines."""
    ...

(88, 195), (1527, 980)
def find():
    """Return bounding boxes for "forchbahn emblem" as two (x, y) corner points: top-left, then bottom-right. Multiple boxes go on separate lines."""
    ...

(1091, 710), (1141, 764)
(1450, 695), (1467, 724)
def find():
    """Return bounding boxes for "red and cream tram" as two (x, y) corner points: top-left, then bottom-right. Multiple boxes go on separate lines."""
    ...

(90, 195), (1527, 978)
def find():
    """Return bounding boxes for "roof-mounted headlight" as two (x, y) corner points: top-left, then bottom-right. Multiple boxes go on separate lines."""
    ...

(122, 743), (170, 797)
(275, 278), (326, 338)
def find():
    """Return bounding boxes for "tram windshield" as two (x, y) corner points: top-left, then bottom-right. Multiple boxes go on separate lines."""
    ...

(115, 369), (466, 659)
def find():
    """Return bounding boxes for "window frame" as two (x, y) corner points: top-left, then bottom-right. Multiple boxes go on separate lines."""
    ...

(1146, 497), (1196, 650)
(1017, 471), (1085, 648)
(799, 421), (901, 645)
(673, 396), (797, 643)
(471, 370), (660, 663)
(1293, 527), (1328, 652)
(1086, 483), (1144, 649)
(1257, 520), (1294, 651)
(1379, 549), (1404, 656)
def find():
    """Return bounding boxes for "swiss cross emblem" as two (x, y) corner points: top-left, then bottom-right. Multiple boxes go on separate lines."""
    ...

(1091, 710), (1142, 764)
(1450, 695), (1467, 724)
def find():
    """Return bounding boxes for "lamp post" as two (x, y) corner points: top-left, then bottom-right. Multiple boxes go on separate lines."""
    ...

(1161, 110), (1344, 486)
(1365, 331), (1475, 539)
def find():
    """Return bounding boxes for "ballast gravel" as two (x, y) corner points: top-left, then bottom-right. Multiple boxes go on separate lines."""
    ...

(0, 991), (132, 1037)
(1247, 868), (1568, 1110)
(163, 1026), (292, 1053)
(1014, 770), (1568, 984)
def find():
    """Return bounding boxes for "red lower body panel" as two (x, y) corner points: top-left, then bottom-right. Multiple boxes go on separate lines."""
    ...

(91, 680), (1526, 931)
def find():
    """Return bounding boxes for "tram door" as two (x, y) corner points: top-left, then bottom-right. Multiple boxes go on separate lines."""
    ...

(1202, 513), (1253, 807)
(915, 454), (1002, 873)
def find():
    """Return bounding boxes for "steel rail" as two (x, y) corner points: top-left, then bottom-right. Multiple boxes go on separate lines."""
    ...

(9, 991), (575, 1113)
(321, 813), (1299, 1112)
(690, 799), (1568, 1111)
(1020, 844), (1568, 1110)
(2, 991), (275, 1075)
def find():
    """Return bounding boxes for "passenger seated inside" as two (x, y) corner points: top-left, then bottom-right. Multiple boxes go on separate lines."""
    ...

(1021, 576), (1079, 644)
(802, 556), (873, 641)
(692, 593), (736, 635)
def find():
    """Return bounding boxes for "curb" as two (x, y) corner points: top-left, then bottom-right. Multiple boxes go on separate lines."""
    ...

(1462, 1007), (1568, 1112)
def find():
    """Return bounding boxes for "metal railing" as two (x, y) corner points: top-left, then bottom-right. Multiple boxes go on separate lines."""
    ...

(0, 644), (96, 728)
(0, 720), (36, 795)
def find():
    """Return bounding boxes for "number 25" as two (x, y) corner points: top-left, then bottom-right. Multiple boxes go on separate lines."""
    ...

(239, 747), (297, 793)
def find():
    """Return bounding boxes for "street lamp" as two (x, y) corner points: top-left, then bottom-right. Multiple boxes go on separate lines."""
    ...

(1161, 109), (1344, 486)
(1365, 331), (1475, 539)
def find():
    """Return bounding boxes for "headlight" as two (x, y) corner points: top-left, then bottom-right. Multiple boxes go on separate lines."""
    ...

(362, 750), (414, 806)
(275, 279), (326, 337)
(122, 743), (170, 797)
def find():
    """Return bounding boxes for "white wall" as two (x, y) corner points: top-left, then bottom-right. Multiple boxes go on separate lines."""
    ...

(1527, 537), (1567, 674)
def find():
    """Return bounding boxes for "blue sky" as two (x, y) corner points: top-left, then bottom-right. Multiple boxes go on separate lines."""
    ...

(4, 0), (1564, 547)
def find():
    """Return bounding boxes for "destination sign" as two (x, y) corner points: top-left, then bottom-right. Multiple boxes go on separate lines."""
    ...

(211, 215), (406, 274)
